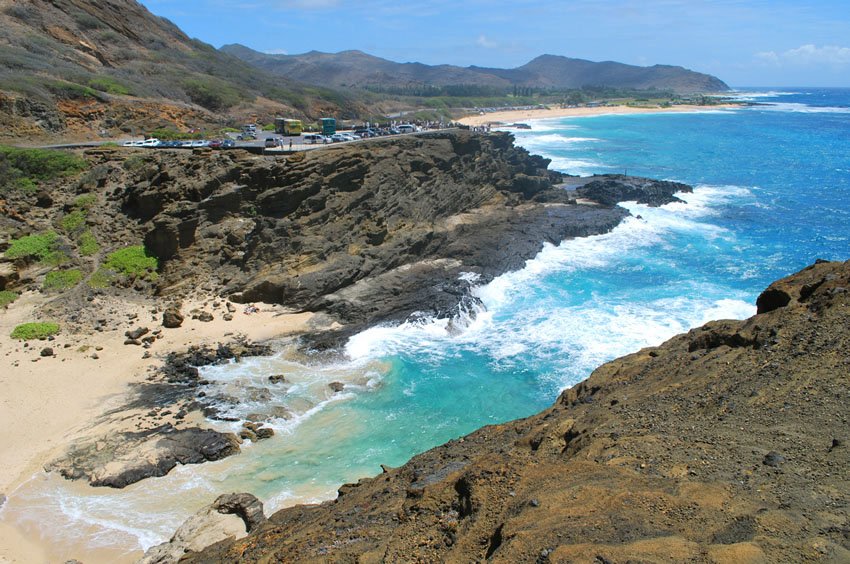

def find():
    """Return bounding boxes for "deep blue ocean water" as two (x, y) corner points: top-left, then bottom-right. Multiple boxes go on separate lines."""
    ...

(5, 88), (850, 555)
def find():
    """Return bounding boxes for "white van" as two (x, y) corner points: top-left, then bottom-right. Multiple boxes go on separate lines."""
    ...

(397, 124), (416, 133)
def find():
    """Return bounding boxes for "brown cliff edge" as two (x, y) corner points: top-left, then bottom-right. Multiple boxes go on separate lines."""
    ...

(185, 260), (850, 563)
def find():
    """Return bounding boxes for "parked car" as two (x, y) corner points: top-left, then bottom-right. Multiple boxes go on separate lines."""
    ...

(303, 133), (330, 144)
(191, 140), (210, 148)
(208, 139), (223, 149)
(140, 138), (161, 147)
(264, 137), (279, 148)
(221, 139), (236, 149)
(331, 133), (355, 142)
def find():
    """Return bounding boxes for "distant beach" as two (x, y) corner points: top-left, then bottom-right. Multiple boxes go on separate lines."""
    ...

(458, 103), (739, 126)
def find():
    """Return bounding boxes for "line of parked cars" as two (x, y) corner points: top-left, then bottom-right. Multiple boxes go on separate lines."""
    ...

(121, 139), (236, 149)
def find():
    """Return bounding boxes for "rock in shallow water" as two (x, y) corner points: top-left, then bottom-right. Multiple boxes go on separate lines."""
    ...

(45, 424), (240, 488)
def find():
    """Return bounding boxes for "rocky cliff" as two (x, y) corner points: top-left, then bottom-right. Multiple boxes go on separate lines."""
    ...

(186, 259), (850, 563)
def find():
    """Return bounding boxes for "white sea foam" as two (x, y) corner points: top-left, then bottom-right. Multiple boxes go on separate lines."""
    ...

(766, 102), (850, 113)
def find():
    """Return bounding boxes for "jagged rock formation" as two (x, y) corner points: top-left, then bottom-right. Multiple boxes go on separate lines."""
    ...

(1, 131), (687, 340)
(223, 46), (730, 94)
(574, 174), (693, 207)
(140, 493), (266, 564)
(187, 260), (850, 563)
(45, 424), (241, 488)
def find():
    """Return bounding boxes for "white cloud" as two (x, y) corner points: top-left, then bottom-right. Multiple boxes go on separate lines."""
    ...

(756, 44), (850, 66)
(476, 34), (498, 49)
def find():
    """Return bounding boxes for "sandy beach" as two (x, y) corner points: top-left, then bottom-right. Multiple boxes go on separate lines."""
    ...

(0, 292), (316, 563)
(458, 103), (739, 127)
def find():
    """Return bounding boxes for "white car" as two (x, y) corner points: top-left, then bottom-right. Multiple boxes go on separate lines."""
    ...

(139, 138), (162, 147)
(331, 133), (355, 142)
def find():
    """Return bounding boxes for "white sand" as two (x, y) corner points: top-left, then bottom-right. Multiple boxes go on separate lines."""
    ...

(0, 291), (316, 562)
(458, 103), (739, 127)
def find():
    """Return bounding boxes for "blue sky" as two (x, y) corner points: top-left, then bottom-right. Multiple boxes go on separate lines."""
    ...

(139, 0), (850, 86)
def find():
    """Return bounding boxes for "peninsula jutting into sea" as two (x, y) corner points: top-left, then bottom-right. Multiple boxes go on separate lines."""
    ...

(0, 0), (848, 562)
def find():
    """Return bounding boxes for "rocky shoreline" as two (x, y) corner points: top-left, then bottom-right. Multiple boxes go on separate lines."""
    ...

(182, 260), (850, 563)
(2, 130), (693, 491)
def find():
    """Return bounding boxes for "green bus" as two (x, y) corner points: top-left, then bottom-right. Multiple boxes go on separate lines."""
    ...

(275, 118), (302, 136)
(320, 118), (336, 136)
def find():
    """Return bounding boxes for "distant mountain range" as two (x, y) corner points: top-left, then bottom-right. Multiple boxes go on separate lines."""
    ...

(222, 45), (730, 94)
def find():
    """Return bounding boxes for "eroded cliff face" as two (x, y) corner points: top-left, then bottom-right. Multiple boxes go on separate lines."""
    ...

(187, 260), (850, 563)
(115, 131), (631, 332)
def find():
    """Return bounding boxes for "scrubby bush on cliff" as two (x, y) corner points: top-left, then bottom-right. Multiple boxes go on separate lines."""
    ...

(60, 210), (87, 233)
(43, 269), (83, 292)
(182, 77), (246, 111)
(88, 76), (131, 96)
(104, 246), (159, 281)
(11, 322), (59, 340)
(5, 231), (63, 263)
(0, 291), (18, 308)
(78, 231), (99, 256)
(0, 146), (87, 192)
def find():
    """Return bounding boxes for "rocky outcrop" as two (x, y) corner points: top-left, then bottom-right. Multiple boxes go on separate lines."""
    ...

(188, 260), (850, 563)
(46, 424), (240, 488)
(574, 174), (693, 207)
(139, 493), (266, 564)
(116, 131), (629, 336)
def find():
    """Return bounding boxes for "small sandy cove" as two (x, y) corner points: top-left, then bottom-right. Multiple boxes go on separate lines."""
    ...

(458, 103), (738, 126)
(0, 291), (315, 563)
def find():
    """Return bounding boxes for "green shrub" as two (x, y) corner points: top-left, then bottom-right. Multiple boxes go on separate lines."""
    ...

(5, 231), (58, 261)
(0, 146), (87, 192)
(261, 123), (275, 131)
(148, 128), (202, 141)
(0, 290), (18, 307)
(43, 269), (83, 291)
(47, 81), (101, 100)
(87, 268), (114, 289)
(73, 194), (98, 209)
(60, 209), (87, 233)
(11, 322), (60, 340)
(88, 76), (130, 96)
(78, 230), (99, 256)
(104, 246), (158, 279)
(183, 77), (244, 111)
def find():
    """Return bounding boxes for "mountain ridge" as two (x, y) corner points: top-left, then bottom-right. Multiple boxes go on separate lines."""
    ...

(221, 44), (730, 94)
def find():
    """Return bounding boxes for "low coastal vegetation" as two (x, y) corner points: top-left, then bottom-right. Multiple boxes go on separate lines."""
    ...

(10, 321), (60, 340)
(0, 146), (88, 192)
(42, 269), (83, 292)
(78, 230), (100, 256)
(104, 246), (159, 281)
(0, 290), (18, 308)
(4, 231), (63, 264)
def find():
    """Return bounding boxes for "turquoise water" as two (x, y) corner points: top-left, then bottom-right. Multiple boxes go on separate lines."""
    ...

(5, 88), (849, 554)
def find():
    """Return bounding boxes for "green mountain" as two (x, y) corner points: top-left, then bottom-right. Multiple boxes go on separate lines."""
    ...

(221, 44), (730, 94)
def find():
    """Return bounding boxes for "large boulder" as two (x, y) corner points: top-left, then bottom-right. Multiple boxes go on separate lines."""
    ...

(139, 492), (266, 564)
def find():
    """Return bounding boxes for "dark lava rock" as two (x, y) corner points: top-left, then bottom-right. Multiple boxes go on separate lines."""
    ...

(162, 306), (184, 328)
(125, 326), (150, 340)
(268, 374), (287, 384)
(574, 175), (692, 207)
(35, 190), (53, 208)
(255, 427), (275, 440)
(328, 381), (345, 393)
(197, 311), (214, 322)
(46, 424), (241, 488)
(40, 347), (53, 357)
(763, 451), (786, 467)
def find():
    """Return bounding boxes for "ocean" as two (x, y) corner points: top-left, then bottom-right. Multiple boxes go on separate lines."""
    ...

(3, 88), (849, 558)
